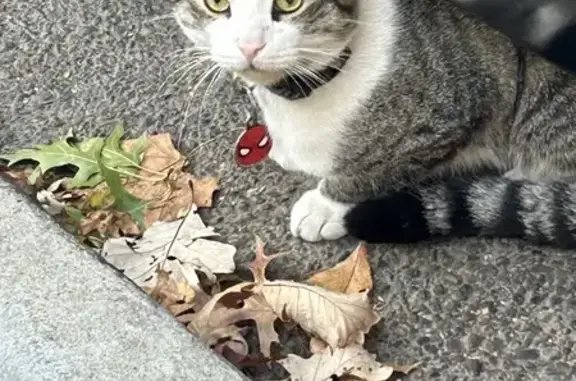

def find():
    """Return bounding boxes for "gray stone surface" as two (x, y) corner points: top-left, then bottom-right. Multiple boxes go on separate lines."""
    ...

(1, 0), (576, 380)
(0, 179), (250, 381)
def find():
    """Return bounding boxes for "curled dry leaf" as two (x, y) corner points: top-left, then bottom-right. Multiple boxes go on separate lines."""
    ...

(188, 282), (280, 358)
(308, 243), (373, 294)
(259, 281), (380, 349)
(100, 206), (236, 289)
(279, 345), (395, 381)
(147, 269), (196, 309)
(36, 179), (68, 216)
(212, 326), (250, 366)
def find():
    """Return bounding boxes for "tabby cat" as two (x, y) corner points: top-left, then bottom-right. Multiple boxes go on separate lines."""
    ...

(175, 0), (576, 249)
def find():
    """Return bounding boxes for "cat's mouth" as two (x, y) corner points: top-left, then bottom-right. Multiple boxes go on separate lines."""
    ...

(234, 66), (288, 86)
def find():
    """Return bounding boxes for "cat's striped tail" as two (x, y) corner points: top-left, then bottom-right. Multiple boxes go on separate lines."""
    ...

(344, 176), (576, 249)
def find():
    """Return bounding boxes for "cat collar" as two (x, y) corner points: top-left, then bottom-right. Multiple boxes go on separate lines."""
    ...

(265, 47), (352, 100)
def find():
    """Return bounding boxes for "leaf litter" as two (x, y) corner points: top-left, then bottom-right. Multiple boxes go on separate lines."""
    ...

(0, 126), (417, 380)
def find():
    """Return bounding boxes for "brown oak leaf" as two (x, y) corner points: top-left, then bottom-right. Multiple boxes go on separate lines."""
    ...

(308, 243), (373, 294)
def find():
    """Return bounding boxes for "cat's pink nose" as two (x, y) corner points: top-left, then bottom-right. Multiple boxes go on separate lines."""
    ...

(239, 43), (266, 62)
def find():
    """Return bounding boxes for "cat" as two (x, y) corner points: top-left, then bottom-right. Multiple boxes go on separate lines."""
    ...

(174, 0), (576, 249)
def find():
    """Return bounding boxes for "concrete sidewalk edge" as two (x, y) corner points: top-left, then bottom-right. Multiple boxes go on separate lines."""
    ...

(0, 178), (249, 381)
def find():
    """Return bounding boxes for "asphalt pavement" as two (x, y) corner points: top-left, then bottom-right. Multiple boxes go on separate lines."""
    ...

(1, 0), (575, 379)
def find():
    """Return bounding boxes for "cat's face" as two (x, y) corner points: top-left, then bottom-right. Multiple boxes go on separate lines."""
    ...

(174, 0), (358, 85)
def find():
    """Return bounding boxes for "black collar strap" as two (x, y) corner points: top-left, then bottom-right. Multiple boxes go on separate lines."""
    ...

(266, 47), (352, 101)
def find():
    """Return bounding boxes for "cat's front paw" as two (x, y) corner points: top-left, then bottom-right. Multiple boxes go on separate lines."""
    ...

(290, 189), (352, 242)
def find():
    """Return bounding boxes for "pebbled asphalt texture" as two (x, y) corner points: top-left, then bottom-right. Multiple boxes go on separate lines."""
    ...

(1, 0), (575, 380)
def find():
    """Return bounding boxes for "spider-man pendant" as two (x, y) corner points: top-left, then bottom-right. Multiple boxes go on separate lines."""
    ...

(235, 123), (273, 166)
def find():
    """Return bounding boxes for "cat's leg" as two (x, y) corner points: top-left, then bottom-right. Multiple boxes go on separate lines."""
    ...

(290, 167), (431, 242)
(290, 181), (353, 242)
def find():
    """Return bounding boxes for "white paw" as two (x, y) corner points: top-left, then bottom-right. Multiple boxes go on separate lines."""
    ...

(290, 189), (353, 242)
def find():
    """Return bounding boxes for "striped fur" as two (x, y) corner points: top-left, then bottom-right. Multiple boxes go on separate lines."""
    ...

(345, 177), (576, 249)
(175, 0), (576, 246)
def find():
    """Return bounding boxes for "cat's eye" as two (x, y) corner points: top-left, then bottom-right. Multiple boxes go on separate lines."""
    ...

(204, 0), (230, 14)
(274, 0), (303, 13)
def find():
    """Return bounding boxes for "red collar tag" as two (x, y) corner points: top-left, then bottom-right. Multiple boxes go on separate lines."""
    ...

(235, 123), (272, 166)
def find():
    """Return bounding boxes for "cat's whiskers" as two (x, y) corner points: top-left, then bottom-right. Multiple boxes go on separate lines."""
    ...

(160, 56), (212, 94)
(143, 14), (175, 24)
(285, 70), (310, 96)
(159, 46), (212, 92)
(287, 65), (326, 91)
(168, 47), (210, 62)
(177, 64), (220, 147)
(194, 66), (227, 141)
(294, 48), (343, 63)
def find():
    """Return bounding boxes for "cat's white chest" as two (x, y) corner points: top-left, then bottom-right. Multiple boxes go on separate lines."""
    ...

(255, 88), (345, 178)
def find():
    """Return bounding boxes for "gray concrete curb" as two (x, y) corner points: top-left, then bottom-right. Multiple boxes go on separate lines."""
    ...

(0, 178), (250, 381)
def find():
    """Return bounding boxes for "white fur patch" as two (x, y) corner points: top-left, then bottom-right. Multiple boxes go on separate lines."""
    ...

(290, 188), (352, 242)
(255, 0), (398, 177)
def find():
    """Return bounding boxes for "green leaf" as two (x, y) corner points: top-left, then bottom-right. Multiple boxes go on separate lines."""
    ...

(0, 125), (148, 189)
(64, 206), (85, 222)
(0, 136), (105, 187)
(101, 124), (148, 173)
(99, 159), (147, 230)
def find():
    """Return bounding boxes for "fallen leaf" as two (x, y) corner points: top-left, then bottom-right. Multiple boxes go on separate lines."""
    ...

(0, 125), (146, 189)
(212, 326), (250, 365)
(99, 158), (146, 230)
(249, 235), (286, 283)
(190, 176), (220, 207)
(147, 269), (196, 308)
(79, 210), (140, 237)
(0, 165), (34, 189)
(188, 240), (379, 358)
(36, 179), (68, 216)
(101, 124), (148, 175)
(100, 205), (236, 289)
(308, 243), (373, 294)
(0, 135), (104, 187)
(249, 238), (379, 349)
(309, 337), (328, 354)
(279, 345), (395, 381)
(259, 281), (380, 349)
(390, 362), (420, 375)
(121, 133), (219, 228)
(188, 282), (280, 358)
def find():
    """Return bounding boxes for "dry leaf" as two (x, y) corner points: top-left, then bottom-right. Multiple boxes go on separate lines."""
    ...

(310, 337), (329, 354)
(187, 239), (379, 358)
(70, 133), (219, 238)
(0, 165), (33, 188)
(308, 243), (372, 294)
(122, 134), (219, 227)
(249, 235), (286, 283)
(79, 210), (141, 237)
(248, 238), (379, 349)
(259, 281), (380, 349)
(390, 363), (420, 375)
(147, 269), (196, 308)
(191, 176), (220, 208)
(211, 326), (250, 365)
(188, 282), (281, 358)
(100, 206), (236, 289)
(279, 345), (395, 381)
(36, 179), (68, 216)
